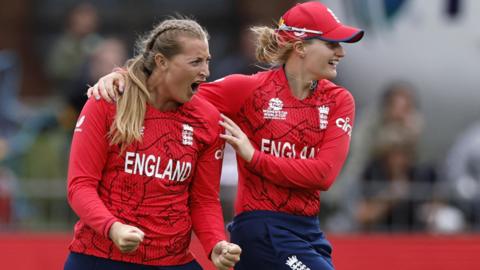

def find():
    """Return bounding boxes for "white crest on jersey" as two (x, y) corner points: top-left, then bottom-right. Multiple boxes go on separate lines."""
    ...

(318, 105), (330, 130)
(182, 124), (194, 145)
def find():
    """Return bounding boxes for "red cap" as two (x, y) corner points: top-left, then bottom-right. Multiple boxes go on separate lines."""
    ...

(278, 1), (364, 43)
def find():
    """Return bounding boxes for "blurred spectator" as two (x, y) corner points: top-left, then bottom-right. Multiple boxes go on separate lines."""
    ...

(327, 81), (425, 231)
(67, 37), (128, 122)
(0, 167), (16, 227)
(334, 81), (424, 196)
(355, 139), (437, 231)
(10, 38), (127, 178)
(354, 81), (424, 171)
(445, 121), (480, 229)
(46, 2), (102, 96)
(348, 81), (465, 232)
(0, 50), (22, 131)
(0, 48), (50, 164)
(0, 29), (126, 232)
(211, 28), (260, 80)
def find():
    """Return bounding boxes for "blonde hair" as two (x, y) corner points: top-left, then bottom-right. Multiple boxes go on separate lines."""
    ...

(109, 18), (208, 150)
(250, 26), (298, 66)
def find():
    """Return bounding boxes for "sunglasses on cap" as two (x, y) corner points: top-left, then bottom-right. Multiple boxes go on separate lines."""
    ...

(278, 24), (323, 35)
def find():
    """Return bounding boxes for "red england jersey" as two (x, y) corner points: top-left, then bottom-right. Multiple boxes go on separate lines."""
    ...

(198, 67), (355, 216)
(67, 95), (225, 266)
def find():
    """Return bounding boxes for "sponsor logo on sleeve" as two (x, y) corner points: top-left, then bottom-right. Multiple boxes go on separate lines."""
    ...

(336, 117), (352, 136)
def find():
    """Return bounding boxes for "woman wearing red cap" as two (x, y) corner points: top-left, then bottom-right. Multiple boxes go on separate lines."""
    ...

(88, 2), (363, 269)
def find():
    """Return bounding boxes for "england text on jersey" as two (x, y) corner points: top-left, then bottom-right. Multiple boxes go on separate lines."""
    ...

(124, 152), (192, 181)
(260, 139), (317, 159)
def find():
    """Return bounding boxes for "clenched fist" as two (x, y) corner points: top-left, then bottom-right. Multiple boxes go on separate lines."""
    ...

(109, 222), (145, 253)
(211, 240), (242, 270)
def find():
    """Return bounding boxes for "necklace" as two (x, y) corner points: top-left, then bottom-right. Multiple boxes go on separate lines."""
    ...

(285, 73), (318, 92)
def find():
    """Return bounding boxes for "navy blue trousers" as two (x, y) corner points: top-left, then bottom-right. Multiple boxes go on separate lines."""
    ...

(64, 252), (203, 270)
(229, 210), (334, 270)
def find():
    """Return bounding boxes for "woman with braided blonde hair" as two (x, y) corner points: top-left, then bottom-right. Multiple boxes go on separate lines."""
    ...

(65, 18), (241, 270)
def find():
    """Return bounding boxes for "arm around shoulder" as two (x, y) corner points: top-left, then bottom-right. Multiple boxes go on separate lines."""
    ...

(198, 73), (260, 117)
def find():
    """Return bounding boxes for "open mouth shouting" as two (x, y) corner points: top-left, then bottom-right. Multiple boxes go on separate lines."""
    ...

(191, 80), (204, 93)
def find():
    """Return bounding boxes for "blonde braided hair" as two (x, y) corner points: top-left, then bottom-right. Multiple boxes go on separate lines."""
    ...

(109, 18), (209, 150)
